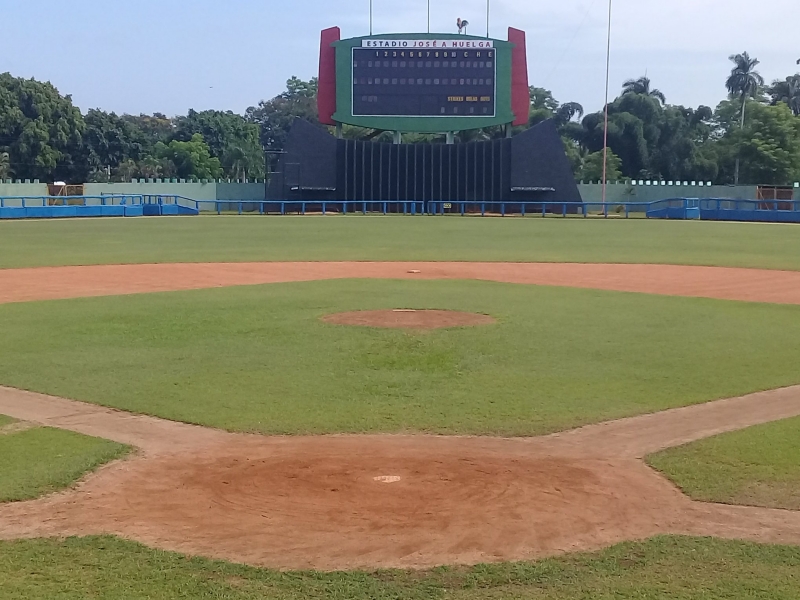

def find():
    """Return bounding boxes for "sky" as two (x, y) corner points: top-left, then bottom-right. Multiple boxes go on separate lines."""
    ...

(4, 0), (798, 117)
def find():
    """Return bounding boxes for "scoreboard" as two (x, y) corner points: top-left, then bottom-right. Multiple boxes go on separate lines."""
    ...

(318, 31), (529, 134)
(352, 46), (496, 118)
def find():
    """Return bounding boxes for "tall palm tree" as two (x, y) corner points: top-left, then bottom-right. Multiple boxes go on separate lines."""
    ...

(725, 52), (764, 184)
(223, 146), (249, 181)
(768, 75), (800, 116)
(554, 102), (585, 124)
(622, 76), (666, 104)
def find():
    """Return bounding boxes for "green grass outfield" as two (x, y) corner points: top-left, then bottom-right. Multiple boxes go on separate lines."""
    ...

(1, 217), (800, 270)
(649, 416), (800, 510)
(1, 536), (798, 599)
(0, 426), (129, 502)
(1, 279), (799, 436)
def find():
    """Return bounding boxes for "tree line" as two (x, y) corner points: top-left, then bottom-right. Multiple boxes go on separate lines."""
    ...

(0, 73), (265, 183)
(1, 51), (799, 185)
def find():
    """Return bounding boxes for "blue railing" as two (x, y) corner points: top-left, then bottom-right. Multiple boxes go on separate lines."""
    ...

(0, 194), (200, 219)
(199, 199), (695, 218)
(199, 197), (800, 222)
(1, 195), (799, 222)
(204, 200), (630, 217)
(0, 194), (146, 208)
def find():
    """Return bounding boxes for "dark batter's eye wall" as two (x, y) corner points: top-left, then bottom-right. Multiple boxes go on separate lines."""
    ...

(318, 30), (529, 134)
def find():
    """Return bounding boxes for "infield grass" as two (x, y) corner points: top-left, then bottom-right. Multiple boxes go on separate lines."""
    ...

(648, 416), (800, 510)
(1, 536), (799, 599)
(1, 216), (800, 270)
(0, 414), (15, 427)
(1, 280), (799, 436)
(0, 427), (130, 502)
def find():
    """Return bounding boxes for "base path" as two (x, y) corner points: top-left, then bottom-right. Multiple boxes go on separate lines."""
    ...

(1, 385), (799, 571)
(3, 262), (800, 305)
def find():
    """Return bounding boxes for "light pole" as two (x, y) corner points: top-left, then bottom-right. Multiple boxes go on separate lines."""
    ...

(601, 0), (613, 209)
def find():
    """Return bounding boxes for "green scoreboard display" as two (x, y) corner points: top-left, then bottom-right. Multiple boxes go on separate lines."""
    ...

(352, 44), (497, 118)
(318, 31), (529, 133)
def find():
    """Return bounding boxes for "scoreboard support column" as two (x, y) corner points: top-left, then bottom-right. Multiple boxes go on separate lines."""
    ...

(393, 131), (402, 144)
(446, 132), (455, 145)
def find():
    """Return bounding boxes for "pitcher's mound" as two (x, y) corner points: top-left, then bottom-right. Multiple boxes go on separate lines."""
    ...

(322, 309), (496, 330)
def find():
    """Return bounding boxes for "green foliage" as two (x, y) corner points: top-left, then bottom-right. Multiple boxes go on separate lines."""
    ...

(769, 75), (800, 116)
(649, 416), (800, 510)
(0, 427), (129, 502)
(81, 109), (147, 173)
(580, 149), (622, 182)
(1, 279), (800, 436)
(245, 76), (319, 151)
(561, 136), (584, 175)
(622, 76), (666, 104)
(528, 86), (560, 126)
(582, 93), (718, 181)
(173, 109), (264, 179)
(732, 102), (800, 184)
(1, 536), (800, 599)
(154, 134), (223, 180)
(1, 56), (799, 185)
(3, 217), (800, 271)
(0, 72), (85, 182)
(0, 151), (10, 180)
(726, 52), (765, 108)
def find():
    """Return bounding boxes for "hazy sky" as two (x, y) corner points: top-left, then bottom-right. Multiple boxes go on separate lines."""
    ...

(5, 0), (798, 117)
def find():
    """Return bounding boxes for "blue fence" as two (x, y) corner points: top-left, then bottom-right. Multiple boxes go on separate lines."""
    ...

(204, 200), (638, 217)
(645, 198), (800, 223)
(1, 195), (799, 223)
(0, 195), (199, 219)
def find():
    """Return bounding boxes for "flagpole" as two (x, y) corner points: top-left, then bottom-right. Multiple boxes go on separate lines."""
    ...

(428, 0), (431, 33)
(486, 0), (490, 38)
(601, 0), (613, 209)
(370, 0), (373, 35)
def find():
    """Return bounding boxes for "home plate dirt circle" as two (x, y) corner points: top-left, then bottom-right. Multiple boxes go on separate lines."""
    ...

(321, 309), (496, 329)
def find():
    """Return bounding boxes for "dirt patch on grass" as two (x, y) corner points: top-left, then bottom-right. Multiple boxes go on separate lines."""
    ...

(0, 385), (799, 571)
(0, 421), (37, 436)
(322, 309), (496, 330)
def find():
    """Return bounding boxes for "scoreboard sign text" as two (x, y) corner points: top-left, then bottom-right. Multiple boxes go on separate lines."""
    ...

(362, 39), (494, 49)
(352, 47), (497, 118)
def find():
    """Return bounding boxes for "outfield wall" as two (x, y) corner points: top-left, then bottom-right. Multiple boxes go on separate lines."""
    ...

(84, 181), (266, 202)
(0, 180), (796, 203)
(0, 181), (48, 197)
(579, 183), (765, 204)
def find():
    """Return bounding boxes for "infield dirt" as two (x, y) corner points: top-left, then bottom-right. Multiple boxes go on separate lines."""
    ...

(0, 385), (799, 571)
(1, 261), (799, 571)
(2, 261), (800, 305)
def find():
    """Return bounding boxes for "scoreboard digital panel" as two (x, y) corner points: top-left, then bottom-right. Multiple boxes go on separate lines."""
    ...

(352, 47), (496, 118)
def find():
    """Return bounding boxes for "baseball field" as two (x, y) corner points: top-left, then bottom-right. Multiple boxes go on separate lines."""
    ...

(1, 216), (799, 598)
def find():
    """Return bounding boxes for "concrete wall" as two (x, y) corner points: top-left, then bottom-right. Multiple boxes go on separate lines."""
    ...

(0, 181), (48, 197)
(578, 182), (766, 204)
(1, 180), (797, 204)
(217, 182), (267, 201)
(84, 181), (219, 201)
